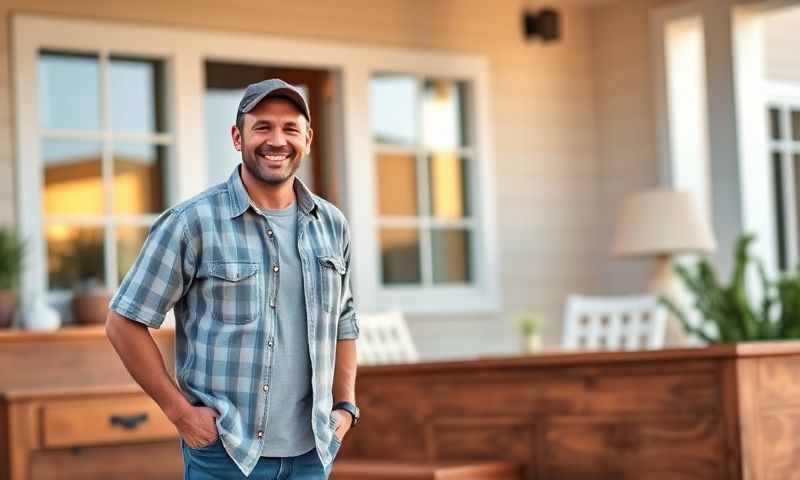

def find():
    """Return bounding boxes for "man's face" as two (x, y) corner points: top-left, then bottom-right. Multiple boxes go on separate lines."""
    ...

(232, 97), (313, 186)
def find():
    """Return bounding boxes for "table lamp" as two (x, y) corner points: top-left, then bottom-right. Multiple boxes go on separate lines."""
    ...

(612, 189), (716, 345)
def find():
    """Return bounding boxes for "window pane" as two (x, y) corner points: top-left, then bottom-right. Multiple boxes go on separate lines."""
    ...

(113, 144), (166, 214)
(431, 229), (472, 283)
(117, 226), (148, 283)
(792, 110), (800, 142)
(42, 140), (104, 215)
(46, 225), (105, 290)
(428, 153), (470, 219)
(422, 79), (469, 149)
(379, 228), (420, 285)
(110, 57), (165, 133)
(377, 153), (418, 216)
(38, 52), (100, 131)
(774, 152), (787, 271)
(371, 75), (417, 146)
(770, 108), (781, 141)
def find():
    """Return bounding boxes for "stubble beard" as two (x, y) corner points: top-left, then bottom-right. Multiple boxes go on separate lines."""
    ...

(241, 142), (301, 186)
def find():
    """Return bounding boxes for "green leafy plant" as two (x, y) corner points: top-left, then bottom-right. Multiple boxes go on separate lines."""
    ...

(659, 233), (800, 343)
(0, 228), (24, 291)
(513, 311), (542, 337)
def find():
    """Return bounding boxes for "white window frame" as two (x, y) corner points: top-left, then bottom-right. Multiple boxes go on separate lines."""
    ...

(37, 52), (175, 293)
(767, 81), (800, 272)
(13, 14), (500, 315)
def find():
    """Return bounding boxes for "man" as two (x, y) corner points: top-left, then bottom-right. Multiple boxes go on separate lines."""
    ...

(106, 78), (360, 479)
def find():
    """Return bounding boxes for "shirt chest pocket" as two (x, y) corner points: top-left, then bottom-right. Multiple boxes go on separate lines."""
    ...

(318, 255), (345, 314)
(207, 262), (261, 324)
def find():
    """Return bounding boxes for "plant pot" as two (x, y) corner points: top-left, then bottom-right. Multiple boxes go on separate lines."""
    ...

(0, 290), (15, 328)
(72, 292), (111, 325)
(520, 334), (542, 354)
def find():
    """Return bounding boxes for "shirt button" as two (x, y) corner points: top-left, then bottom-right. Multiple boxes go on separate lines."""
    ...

(263, 384), (269, 392)
(267, 340), (273, 348)
(273, 265), (279, 273)
(257, 431), (264, 438)
(267, 229), (274, 237)
(269, 299), (276, 308)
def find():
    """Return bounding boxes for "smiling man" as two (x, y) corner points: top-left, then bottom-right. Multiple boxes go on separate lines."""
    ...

(105, 78), (360, 479)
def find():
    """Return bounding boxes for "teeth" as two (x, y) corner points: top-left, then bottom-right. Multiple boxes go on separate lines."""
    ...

(261, 153), (290, 161)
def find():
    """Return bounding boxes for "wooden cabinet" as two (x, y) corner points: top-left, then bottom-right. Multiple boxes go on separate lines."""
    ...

(1, 387), (181, 480)
(0, 326), (178, 480)
(338, 342), (800, 480)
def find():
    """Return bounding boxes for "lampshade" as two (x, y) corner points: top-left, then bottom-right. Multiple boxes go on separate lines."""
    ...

(612, 189), (716, 258)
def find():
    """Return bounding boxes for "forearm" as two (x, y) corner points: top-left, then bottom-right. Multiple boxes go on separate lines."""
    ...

(105, 310), (191, 423)
(332, 339), (357, 403)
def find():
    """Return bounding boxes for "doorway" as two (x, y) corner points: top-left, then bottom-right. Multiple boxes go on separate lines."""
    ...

(204, 62), (341, 206)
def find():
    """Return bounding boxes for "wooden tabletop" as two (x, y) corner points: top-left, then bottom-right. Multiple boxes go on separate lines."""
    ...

(0, 324), (174, 343)
(331, 460), (522, 480)
(358, 340), (800, 376)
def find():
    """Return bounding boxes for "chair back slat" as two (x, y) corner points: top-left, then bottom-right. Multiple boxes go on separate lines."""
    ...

(563, 295), (667, 351)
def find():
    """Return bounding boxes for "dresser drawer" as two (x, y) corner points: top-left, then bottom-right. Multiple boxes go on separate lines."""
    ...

(41, 395), (178, 448)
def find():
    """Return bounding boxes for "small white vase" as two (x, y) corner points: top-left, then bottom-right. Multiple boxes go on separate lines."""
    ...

(520, 334), (542, 354)
(23, 297), (62, 331)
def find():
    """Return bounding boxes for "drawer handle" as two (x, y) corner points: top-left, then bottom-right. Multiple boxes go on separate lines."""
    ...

(109, 413), (149, 430)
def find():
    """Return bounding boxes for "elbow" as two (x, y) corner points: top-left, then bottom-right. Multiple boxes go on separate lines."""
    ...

(105, 310), (122, 345)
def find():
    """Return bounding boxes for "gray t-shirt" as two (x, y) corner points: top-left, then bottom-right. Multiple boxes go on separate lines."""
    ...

(258, 201), (316, 456)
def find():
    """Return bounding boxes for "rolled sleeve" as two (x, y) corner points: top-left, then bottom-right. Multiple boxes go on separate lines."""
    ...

(109, 209), (197, 329)
(336, 222), (359, 341)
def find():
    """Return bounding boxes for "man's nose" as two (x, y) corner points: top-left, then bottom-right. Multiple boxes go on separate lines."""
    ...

(267, 129), (287, 146)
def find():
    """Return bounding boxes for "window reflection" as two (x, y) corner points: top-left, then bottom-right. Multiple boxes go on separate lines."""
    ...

(431, 229), (472, 284)
(422, 80), (469, 150)
(110, 57), (164, 133)
(792, 110), (800, 142)
(38, 52), (100, 131)
(770, 108), (781, 141)
(428, 153), (470, 219)
(377, 153), (418, 216)
(371, 75), (417, 146)
(42, 140), (104, 215)
(379, 228), (421, 285)
(46, 225), (105, 290)
(113, 144), (166, 214)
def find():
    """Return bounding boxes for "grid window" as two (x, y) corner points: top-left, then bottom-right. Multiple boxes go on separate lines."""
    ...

(371, 74), (475, 287)
(38, 51), (171, 292)
(768, 103), (800, 272)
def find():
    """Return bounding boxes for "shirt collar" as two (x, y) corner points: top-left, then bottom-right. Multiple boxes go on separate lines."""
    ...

(227, 165), (320, 220)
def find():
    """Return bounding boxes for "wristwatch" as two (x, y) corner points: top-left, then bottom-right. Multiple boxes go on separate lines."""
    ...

(333, 401), (360, 427)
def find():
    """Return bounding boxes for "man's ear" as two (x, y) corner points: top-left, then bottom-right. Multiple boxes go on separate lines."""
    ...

(231, 125), (242, 151)
(306, 126), (314, 151)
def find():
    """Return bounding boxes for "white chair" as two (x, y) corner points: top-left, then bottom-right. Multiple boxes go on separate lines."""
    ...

(562, 294), (667, 351)
(356, 309), (418, 365)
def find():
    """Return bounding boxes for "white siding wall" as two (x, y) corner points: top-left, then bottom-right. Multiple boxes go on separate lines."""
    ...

(765, 4), (800, 83)
(0, 0), (601, 359)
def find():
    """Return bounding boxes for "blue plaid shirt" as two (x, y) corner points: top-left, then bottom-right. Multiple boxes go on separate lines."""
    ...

(110, 166), (359, 476)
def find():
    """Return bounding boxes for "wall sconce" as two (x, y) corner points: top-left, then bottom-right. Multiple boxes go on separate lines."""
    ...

(523, 8), (560, 42)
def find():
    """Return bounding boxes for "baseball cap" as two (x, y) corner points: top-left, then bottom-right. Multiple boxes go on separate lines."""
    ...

(237, 78), (310, 122)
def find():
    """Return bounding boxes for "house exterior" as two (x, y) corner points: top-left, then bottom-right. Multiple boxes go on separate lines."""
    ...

(1, 0), (799, 359)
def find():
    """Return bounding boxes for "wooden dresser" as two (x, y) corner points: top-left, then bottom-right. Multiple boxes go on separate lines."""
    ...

(0, 327), (180, 480)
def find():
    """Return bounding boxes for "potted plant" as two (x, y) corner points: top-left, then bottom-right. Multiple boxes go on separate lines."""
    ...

(66, 232), (111, 325)
(0, 228), (24, 328)
(513, 311), (543, 353)
(659, 233), (800, 343)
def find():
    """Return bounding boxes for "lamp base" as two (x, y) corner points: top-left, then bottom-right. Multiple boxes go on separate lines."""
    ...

(649, 255), (690, 346)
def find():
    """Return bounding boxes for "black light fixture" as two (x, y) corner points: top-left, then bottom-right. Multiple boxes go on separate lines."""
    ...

(523, 8), (560, 42)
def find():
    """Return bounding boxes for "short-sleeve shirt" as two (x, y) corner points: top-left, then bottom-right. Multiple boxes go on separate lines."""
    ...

(109, 165), (359, 477)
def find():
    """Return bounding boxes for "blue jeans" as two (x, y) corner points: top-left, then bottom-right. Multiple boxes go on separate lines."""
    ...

(182, 438), (338, 479)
